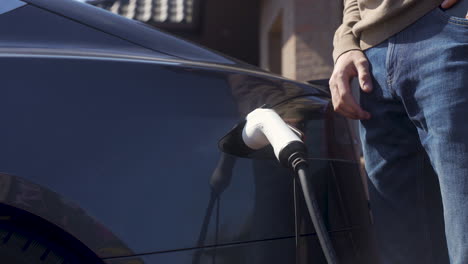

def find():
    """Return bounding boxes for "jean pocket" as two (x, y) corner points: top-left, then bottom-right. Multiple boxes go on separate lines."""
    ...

(435, 7), (468, 27)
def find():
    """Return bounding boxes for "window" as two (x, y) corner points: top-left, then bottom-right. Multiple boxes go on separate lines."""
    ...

(90, 0), (201, 31)
(0, 0), (26, 15)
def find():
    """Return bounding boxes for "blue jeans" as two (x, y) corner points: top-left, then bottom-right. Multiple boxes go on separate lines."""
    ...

(361, 8), (468, 264)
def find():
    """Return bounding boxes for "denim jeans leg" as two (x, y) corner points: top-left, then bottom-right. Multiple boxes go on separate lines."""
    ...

(361, 8), (468, 264)
(360, 40), (437, 264)
(392, 10), (468, 264)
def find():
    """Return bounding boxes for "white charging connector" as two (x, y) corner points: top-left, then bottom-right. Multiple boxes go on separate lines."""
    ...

(242, 108), (304, 162)
(223, 108), (338, 264)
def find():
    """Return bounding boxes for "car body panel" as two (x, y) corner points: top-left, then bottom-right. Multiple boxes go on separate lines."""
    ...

(0, 1), (377, 263)
(102, 236), (328, 264)
(0, 4), (168, 57)
(0, 173), (133, 258)
(0, 54), (331, 255)
(22, 0), (251, 66)
(0, 0), (26, 15)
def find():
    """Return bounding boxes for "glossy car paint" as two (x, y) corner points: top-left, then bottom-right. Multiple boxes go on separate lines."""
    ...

(0, 0), (26, 15)
(22, 0), (249, 66)
(0, 0), (378, 263)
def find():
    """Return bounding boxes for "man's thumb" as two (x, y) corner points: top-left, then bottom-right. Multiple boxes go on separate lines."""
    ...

(441, 0), (458, 9)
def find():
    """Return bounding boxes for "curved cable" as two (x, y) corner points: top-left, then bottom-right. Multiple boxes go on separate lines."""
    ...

(296, 164), (339, 264)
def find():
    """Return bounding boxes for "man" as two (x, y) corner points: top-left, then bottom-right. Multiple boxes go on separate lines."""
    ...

(330, 0), (468, 263)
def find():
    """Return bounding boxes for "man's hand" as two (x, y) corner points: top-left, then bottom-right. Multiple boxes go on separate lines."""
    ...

(329, 50), (372, 120)
(441, 0), (459, 9)
(330, 0), (465, 120)
(441, 0), (468, 18)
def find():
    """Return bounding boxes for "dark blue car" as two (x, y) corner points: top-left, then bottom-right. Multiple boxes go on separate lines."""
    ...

(0, 0), (376, 263)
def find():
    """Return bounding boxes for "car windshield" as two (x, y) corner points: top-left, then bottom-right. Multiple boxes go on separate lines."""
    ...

(0, 0), (26, 15)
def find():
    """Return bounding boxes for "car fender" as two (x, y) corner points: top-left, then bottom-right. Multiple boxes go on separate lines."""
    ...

(0, 173), (134, 258)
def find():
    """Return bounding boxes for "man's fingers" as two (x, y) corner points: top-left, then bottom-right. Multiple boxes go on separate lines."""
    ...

(355, 58), (373, 93)
(336, 108), (359, 120)
(330, 50), (373, 120)
(332, 97), (359, 120)
(332, 92), (359, 119)
(333, 79), (371, 120)
(330, 82), (356, 118)
(341, 89), (371, 120)
(441, 0), (458, 9)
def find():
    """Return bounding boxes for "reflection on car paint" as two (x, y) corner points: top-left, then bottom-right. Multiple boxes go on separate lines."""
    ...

(0, 173), (134, 257)
(0, 0), (378, 262)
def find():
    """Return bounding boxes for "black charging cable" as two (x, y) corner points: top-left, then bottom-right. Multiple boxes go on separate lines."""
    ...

(285, 149), (339, 264)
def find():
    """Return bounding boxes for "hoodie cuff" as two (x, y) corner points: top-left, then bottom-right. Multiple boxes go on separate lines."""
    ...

(333, 33), (361, 64)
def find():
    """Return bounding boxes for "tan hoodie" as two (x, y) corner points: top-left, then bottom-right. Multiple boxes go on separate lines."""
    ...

(333, 0), (443, 62)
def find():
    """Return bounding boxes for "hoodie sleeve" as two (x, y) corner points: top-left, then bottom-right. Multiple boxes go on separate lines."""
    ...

(332, 0), (362, 63)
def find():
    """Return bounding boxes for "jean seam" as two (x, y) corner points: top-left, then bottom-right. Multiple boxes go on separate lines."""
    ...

(417, 152), (435, 264)
(433, 7), (468, 27)
(399, 93), (435, 264)
(386, 37), (395, 90)
(399, 92), (437, 264)
(447, 20), (468, 26)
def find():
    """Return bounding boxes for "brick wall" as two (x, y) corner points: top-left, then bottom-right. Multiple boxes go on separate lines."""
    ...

(176, 0), (260, 66)
(260, 0), (296, 78)
(260, 0), (342, 82)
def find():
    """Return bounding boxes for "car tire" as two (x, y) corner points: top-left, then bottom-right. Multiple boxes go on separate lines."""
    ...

(0, 224), (81, 264)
